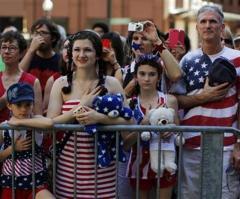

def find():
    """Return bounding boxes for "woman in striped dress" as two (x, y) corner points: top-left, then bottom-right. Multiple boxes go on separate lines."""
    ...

(47, 31), (132, 199)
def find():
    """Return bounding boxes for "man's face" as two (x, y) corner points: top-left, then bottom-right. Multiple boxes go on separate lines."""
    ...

(32, 24), (52, 51)
(196, 11), (224, 42)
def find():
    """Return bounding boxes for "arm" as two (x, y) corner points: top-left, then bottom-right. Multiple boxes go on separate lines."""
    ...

(43, 76), (55, 114)
(76, 76), (134, 125)
(124, 78), (136, 98)
(33, 78), (43, 115)
(46, 77), (75, 123)
(0, 133), (31, 161)
(142, 20), (182, 82)
(19, 36), (45, 71)
(8, 115), (53, 129)
(102, 48), (123, 85)
(166, 94), (179, 125)
(112, 63), (123, 85)
(0, 94), (7, 111)
(176, 79), (230, 109)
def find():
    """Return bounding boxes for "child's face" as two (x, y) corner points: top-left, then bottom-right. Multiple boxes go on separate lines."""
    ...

(7, 101), (33, 119)
(136, 64), (160, 91)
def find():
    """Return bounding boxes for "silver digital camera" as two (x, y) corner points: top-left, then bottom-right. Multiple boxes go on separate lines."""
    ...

(128, 22), (144, 32)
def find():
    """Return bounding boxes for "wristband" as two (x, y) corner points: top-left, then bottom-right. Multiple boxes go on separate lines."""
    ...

(153, 43), (166, 54)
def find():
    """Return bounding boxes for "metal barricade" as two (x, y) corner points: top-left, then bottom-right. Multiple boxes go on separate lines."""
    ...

(0, 124), (239, 199)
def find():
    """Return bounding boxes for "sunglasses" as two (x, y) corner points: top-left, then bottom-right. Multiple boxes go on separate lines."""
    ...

(223, 38), (233, 45)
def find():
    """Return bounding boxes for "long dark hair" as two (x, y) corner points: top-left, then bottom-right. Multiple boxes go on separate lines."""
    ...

(62, 30), (107, 95)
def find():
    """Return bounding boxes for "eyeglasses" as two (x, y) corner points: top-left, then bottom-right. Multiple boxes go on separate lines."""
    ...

(0, 45), (19, 53)
(33, 31), (51, 37)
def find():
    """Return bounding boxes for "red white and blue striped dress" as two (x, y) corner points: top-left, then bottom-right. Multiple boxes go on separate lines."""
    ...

(55, 100), (116, 199)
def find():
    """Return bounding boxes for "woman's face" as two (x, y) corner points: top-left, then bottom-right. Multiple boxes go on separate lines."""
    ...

(131, 32), (153, 58)
(136, 64), (160, 91)
(62, 39), (70, 63)
(72, 39), (97, 69)
(1, 40), (21, 66)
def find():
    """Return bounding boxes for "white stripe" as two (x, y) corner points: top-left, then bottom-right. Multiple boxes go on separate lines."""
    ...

(58, 159), (95, 169)
(57, 163), (115, 177)
(56, 174), (116, 187)
(60, 151), (94, 160)
(188, 86), (236, 97)
(184, 103), (238, 121)
(59, 155), (95, 163)
(64, 143), (94, 152)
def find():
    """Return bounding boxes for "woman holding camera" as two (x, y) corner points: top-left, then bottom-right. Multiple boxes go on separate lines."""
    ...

(123, 20), (182, 98)
(101, 31), (124, 85)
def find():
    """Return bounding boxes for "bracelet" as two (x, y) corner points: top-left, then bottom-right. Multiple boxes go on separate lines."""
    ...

(153, 43), (166, 54)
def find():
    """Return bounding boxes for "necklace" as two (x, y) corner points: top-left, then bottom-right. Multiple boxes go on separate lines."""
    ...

(140, 93), (159, 110)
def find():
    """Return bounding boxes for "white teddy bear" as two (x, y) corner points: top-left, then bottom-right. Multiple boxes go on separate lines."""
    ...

(141, 107), (177, 177)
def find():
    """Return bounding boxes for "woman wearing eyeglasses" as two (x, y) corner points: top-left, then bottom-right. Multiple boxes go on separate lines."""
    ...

(0, 31), (42, 123)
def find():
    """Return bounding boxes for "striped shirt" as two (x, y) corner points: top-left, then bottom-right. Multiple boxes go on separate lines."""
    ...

(177, 47), (240, 150)
(56, 100), (116, 199)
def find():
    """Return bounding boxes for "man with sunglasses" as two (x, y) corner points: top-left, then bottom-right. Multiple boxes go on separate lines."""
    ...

(19, 18), (61, 96)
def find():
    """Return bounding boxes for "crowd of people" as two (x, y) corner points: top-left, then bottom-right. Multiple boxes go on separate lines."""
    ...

(0, 4), (240, 199)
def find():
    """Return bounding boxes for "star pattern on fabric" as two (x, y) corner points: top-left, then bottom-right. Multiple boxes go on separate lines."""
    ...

(183, 54), (212, 92)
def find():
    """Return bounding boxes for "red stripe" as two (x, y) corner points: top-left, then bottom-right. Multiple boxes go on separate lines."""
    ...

(58, 158), (94, 166)
(64, 144), (94, 150)
(202, 94), (237, 109)
(61, 148), (94, 155)
(182, 114), (236, 126)
(232, 56), (240, 68)
(56, 174), (115, 187)
(184, 135), (237, 148)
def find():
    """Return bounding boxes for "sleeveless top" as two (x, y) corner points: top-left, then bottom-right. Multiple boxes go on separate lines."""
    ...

(55, 100), (116, 199)
(0, 72), (36, 123)
(127, 91), (175, 179)
(0, 129), (47, 189)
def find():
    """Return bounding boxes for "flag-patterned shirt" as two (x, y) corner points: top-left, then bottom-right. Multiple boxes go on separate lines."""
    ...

(174, 47), (240, 150)
(0, 129), (47, 189)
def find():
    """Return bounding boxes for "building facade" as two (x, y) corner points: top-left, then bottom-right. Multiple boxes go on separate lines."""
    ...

(0, 0), (240, 49)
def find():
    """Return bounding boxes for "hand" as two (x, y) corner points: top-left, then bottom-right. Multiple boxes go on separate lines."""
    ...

(74, 106), (103, 125)
(8, 117), (22, 126)
(15, 136), (32, 151)
(140, 116), (149, 125)
(200, 78), (230, 103)
(80, 86), (105, 107)
(102, 47), (117, 66)
(166, 41), (186, 61)
(29, 35), (45, 53)
(230, 143), (240, 171)
(142, 20), (162, 45)
(160, 132), (173, 139)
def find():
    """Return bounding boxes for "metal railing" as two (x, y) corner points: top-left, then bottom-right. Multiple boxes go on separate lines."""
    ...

(0, 124), (239, 199)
